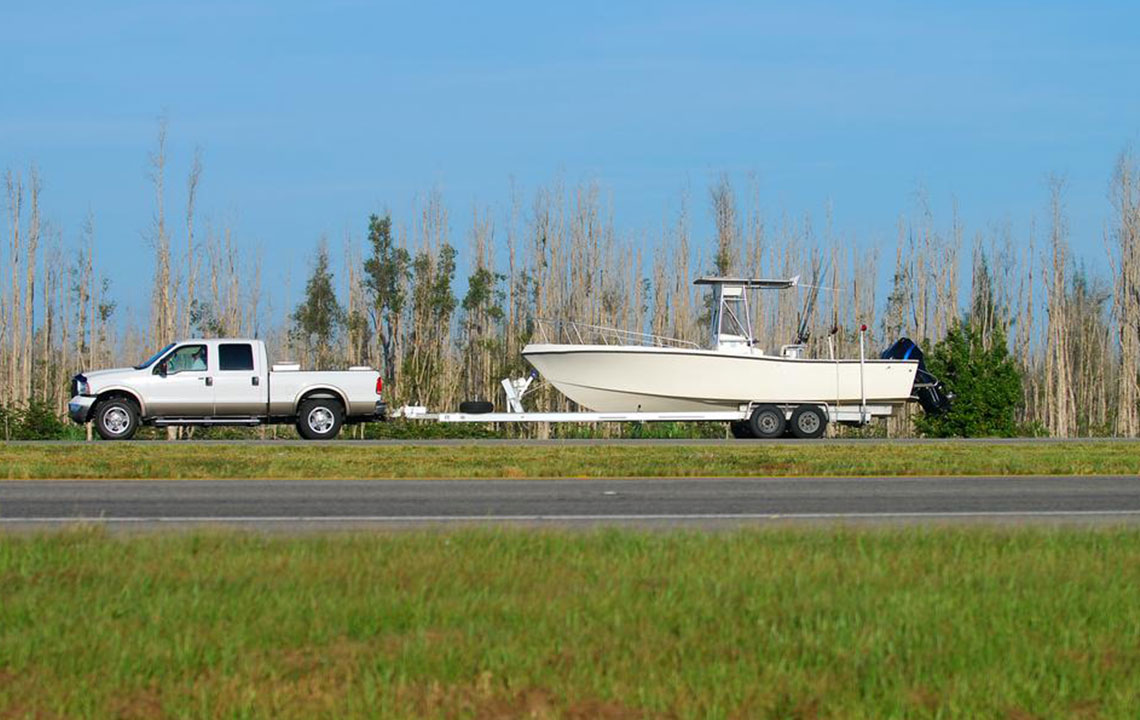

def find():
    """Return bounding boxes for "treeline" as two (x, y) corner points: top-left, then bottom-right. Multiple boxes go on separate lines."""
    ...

(2, 124), (1139, 438)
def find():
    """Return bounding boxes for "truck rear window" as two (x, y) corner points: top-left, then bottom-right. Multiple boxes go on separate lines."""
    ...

(219, 343), (254, 371)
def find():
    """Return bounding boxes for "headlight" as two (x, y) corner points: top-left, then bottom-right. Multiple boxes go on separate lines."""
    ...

(74, 375), (89, 395)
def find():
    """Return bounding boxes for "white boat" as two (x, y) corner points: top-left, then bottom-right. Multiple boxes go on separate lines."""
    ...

(522, 277), (946, 423)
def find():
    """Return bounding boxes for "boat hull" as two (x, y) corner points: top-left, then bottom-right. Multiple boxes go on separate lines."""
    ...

(522, 344), (919, 412)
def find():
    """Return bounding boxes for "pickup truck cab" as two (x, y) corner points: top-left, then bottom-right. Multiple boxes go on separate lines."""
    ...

(68, 339), (386, 440)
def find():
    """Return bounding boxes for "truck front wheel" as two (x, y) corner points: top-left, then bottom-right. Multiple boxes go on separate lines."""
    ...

(94, 398), (139, 441)
(296, 398), (344, 440)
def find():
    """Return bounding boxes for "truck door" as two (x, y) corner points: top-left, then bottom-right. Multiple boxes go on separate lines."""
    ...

(146, 343), (215, 416)
(212, 342), (265, 416)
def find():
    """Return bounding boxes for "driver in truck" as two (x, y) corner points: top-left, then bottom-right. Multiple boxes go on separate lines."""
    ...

(188, 347), (206, 371)
(169, 345), (207, 373)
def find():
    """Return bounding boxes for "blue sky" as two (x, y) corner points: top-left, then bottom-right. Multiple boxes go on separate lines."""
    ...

(3, 1), (1139, 320)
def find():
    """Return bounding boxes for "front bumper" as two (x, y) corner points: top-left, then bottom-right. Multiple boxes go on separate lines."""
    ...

(68, 395), (97, 424)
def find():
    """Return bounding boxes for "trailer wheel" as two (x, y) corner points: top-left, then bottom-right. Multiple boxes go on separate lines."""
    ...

(748, 404), (786, 439)
(459, 400), (494, 414)
(296, 398), (344, 440)
(94, 398), (139, 441)
(729, 421), (754, 439)
(789, 405), (828, 439)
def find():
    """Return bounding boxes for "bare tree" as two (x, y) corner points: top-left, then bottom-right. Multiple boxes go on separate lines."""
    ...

(670, 195), (698, 344)
(460, 208), (503, 403)
(404, 190), (458, 407)
(4, 170), (23, 406)
(710, 174), (740, 276)
(1044, 177), (1074, 437)
(148, 117), (176, 349)
(181, 148), (202, 337)
(22, 168), (40, 403)
(650, 238), (670, 340)
(1111, 151), (1140, 436)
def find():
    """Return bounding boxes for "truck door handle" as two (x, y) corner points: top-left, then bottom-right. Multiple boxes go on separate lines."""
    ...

(252, 376), (259, 386)
(204, 377), (213, 387)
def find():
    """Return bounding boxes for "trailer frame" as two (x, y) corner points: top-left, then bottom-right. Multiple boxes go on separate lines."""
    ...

(397, 405), (896, 424)
(395, 374), (897, 425)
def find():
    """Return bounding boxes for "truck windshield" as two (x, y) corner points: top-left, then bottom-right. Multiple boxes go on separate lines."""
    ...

(134, 343), (176, 370)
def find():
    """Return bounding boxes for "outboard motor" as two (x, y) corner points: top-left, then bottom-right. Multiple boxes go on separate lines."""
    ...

(881, 337), (953, 415)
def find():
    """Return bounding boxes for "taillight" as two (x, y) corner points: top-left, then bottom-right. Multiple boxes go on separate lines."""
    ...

(375, 377), (384, 395)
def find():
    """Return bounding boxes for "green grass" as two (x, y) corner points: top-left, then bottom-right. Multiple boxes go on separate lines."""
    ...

(3, 527), (1140, 718)
(1, 441), (1139, 479)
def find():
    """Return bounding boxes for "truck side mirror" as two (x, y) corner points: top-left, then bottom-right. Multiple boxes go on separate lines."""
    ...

(156, 361), (168, 377)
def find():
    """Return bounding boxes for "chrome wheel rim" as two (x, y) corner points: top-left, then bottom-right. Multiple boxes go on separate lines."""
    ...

(104, 407), (130, 435)
(307, 407), (335, 434)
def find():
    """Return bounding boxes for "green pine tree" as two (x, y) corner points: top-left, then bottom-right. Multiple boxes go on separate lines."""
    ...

(915, 320), (1023, 437)
(363, 213), (411, 386)
(290, 243), (345, 370)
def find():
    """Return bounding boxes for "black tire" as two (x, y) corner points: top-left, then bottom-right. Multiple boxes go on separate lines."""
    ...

(459, 400), (494, 414)
(94, 398), (139, 441)
(748, 404), (786, 439)
(789, 405), (828, 439)
(729, 421), (755, 439)
(295, 398), (344, 440)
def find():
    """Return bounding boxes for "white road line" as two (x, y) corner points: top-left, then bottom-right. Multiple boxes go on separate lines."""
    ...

(5, 510), (1140, 523)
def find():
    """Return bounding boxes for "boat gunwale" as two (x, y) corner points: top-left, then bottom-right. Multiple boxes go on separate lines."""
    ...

(521, 343), (921, 367)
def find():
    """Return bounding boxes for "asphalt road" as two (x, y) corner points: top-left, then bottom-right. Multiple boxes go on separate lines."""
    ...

(3, 476), (1140, 530)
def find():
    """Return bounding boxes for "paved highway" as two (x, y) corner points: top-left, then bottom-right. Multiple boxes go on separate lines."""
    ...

(3, 476), (1140, 529)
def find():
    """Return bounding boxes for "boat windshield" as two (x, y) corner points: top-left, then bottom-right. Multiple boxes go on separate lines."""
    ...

(718, 295), (751, 338)
(694, 276), (802, 349)
(134, 343), (176, 370)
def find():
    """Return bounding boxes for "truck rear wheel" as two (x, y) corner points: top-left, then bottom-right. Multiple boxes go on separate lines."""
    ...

(296, 398), (344, 440)
(94, 398), (139, 441)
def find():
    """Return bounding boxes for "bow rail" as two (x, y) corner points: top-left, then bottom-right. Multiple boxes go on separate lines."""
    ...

(533, 318), (701, 349)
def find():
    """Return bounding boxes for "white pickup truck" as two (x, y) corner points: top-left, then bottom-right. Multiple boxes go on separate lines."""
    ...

(67, 339), (386, 440)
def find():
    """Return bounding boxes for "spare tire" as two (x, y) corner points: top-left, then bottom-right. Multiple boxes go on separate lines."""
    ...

(459, 400), (494, 414)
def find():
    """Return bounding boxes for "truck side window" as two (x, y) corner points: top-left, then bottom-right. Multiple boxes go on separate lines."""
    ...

(219, 343), (254, 371)
(167, 345), (208, 373)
